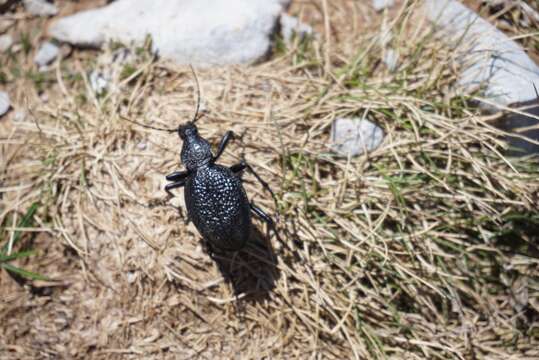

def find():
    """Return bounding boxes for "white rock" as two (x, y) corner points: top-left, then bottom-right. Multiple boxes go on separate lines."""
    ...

(136, 141), (147, 150)
(0, 34), (13, 52)
(34, 41), (59, 67)
(280, 14), (313, 44)
(12, 110), (27, 122)
(88, 47), (135, 96)
(89, 70), (109, 95)
(49, 0), (286, 67)
(23, 0), (58, 17)
(373, 0), (395, 12)
(0, 91), (10, 117)
(330, 117), (384, 157)
(425, 0), (539, 111)
(126, 271), (137, 284)
(383, 49), (399, 71)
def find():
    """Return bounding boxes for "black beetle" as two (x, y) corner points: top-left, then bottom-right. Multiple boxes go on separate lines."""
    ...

(122, 67), (277, 253)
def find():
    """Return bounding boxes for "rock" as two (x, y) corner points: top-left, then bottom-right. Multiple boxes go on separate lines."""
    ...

(373, 0), (395, 12)
(280, 14), (313, 44)
(88, 47), (135, 96)
(425, 0), (539, 112)
(0, 34), (13, 52)
(0, 91), (10, 117)
(12, 110), (27, 122)
(383, 49), (399, 71)
(137, 141), (147, 150)
(23, 0), (58, 17)
(89, 70), (109, 96)
(34, 41), (59, 67)
(49, 0), (286, 67)
(330, 117), (384, 157)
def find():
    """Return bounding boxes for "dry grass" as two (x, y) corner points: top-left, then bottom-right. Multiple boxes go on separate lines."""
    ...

(1, 1), (539, 359)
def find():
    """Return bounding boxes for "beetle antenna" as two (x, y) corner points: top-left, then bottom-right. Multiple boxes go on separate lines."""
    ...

(189, 64), (202, 124)
(119, 114), (176, 133)
(120, 66), (202, 131)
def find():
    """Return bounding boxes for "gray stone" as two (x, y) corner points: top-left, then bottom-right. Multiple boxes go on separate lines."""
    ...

(330, 117), (384, 157)
(425, 0), (539, 111)
(34, 41), (59, 67)
(23, 0), (58, 17)
(0, 34), (13, 52)
(280, 14), (313, 44)
(0, 92), (11, 117)
(49, 0), (286, 67)
(373, 0), (395, 12)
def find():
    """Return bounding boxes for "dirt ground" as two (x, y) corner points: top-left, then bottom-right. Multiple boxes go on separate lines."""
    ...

(1, 1), (538, 359)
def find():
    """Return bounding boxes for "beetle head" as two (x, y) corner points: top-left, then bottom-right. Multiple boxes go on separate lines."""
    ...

(179, 122), (212, 170)
(178, 122), (198, 140)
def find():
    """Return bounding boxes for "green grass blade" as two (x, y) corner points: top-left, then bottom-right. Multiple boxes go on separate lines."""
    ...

(0, 250), (37, 263)
(1, 262), (49, 281)
(1, 202), (39, 254)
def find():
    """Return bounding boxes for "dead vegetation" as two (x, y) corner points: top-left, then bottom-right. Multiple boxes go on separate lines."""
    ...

(1, 1), (538, 359)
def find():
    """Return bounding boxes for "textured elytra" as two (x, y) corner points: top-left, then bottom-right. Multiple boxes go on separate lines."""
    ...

(185, 164), (251, 251)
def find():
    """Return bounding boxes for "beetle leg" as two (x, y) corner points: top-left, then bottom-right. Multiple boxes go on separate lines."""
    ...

(165, 170), (189, 197)
(250, 202), (275, 227)
(165, 179), (186, 197)
(166, 170), (189, 182)
(250, 202), (279, 238)
(231, 160), (278, 206)
(251, 202), (287, 247)
(229, 161), (245, 174)
(250, 202), (298, 258)
(213, 130), (235, 161)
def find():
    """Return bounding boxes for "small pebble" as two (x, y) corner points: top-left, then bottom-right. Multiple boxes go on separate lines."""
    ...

(136, 141), (147, 150)
(126, 271), (137, 284)
(330, 117), (384, 157)
(280, 14), (313, 44)
(34, 41), (60, 67)
(383, 49), (399, 71)
(23, 0), (59, 17)
(0, 92), (10, 117)
(12, 110), (27, 122)
(373, 0), (395, 12)
(0, 34), (13, 52)
(89, 71), (109, 95)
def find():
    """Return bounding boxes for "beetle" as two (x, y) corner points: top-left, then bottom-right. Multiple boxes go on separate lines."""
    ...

(122, 67), (277, 254)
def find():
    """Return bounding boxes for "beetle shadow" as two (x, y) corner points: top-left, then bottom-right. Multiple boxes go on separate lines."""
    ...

(208, 226), (280, 301)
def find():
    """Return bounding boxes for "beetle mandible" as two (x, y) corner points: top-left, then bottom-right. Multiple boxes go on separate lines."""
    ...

(123, 66), (277, 253)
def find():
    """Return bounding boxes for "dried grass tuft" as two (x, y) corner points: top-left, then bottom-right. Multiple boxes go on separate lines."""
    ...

(1, 1), (538, 359)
